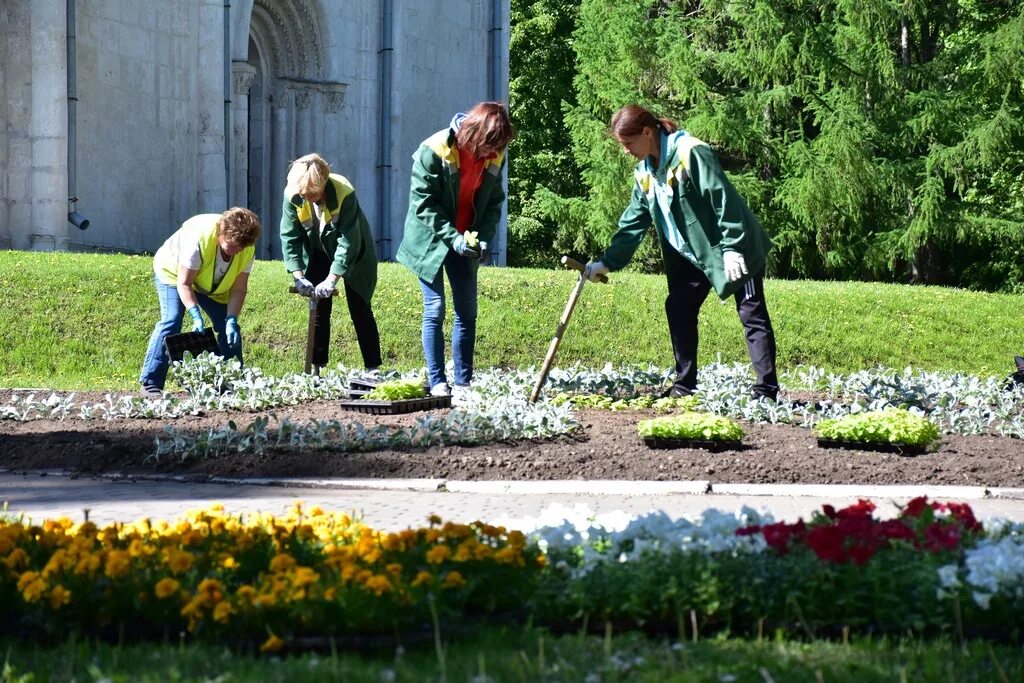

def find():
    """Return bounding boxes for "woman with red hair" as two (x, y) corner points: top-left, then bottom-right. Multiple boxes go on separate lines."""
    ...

(397, 102), (516, 400)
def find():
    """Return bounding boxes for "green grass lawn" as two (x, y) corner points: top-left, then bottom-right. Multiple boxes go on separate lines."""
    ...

(1, 250), (1021, 390)
(3, 630), (1021, 682)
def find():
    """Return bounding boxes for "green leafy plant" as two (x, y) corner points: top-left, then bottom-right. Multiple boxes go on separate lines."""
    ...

(816, 409), (940, 447)
(552, 393), (701, 412)
(364, 379), (428, 401)
(637, 412), (743, 442)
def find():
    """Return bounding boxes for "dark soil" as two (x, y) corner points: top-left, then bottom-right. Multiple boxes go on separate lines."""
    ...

(2, 390), (1024, 486)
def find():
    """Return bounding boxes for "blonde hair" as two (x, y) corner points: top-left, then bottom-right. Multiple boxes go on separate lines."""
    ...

(285, 153), (330, 197)
(218, 207), (262, 247)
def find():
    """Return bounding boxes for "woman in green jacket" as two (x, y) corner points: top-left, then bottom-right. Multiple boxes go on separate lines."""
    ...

(280, 153), (381, 373)
(139, 207), (261, 397)
(584, 105), (779, 400)
(396, 102), (515, 399)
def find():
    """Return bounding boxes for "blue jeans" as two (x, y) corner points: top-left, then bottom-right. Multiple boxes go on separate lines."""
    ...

(419, 250), (478, 388)
(139, 276), (242, 389)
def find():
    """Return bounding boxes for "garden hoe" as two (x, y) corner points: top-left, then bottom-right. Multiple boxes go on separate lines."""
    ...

(289, 285), (338, 376)
(529, 256), (608, 402)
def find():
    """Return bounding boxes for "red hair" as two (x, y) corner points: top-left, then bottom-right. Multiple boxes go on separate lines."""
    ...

(455, 102), (516, 158)
(611, 105), (677, 138)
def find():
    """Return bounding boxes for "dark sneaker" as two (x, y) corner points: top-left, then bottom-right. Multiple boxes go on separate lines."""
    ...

(659, 385), (693, 399)
(1015, 356), (1024, 374)
(752, 388), (778, 402)
(139, 384), (163, 399)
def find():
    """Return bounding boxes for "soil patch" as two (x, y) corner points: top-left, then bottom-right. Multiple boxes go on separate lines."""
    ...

(2, 391), (1023, 486)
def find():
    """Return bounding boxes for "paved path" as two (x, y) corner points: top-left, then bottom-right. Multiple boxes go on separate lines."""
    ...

(2, 473), (1022, 529)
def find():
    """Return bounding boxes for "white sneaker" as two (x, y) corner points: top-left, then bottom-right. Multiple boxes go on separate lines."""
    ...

(451, 384), (473, 406)
(429, 382), (450, 397)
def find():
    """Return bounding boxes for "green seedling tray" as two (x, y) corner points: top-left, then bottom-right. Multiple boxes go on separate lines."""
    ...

(338, 395), (451, 415)
(816, 438), (929, 456)
(642, 436), (741, 452)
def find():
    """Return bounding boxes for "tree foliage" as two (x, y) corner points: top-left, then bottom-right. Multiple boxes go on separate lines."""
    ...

(529, 0), (1024, 290)
(507, 0), (586, 268)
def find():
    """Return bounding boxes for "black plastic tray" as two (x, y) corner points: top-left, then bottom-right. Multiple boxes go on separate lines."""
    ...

(338, 395), (452, 415)
(816, 438), (928, 456)
(164, 328), (219, 362)
(642, 436), (741, 452)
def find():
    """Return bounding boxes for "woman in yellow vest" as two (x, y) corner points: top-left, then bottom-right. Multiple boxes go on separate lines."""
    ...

(139, 207), (262, 397)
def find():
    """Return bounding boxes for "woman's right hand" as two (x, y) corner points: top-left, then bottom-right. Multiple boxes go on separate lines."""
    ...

(187, 305), (205, 333)
(453, 234), (480, 259)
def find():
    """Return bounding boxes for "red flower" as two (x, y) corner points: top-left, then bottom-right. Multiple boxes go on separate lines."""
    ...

(945, 502), (981, 532)
(735, 525), (761, 537)
(806, 525), (846, 563)
(903, 496), (930, 518)
(847, 543), (877, 566)
(873, 519), (916, 542)
(924, 522), (961, 552)
(837, 499), (876, 519)
(758, 521), (806, 553)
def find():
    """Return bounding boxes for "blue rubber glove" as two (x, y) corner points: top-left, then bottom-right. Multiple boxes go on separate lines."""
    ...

(293, 275), (315, 297)
(187, 305), (205, 332)
(225, 315), (241, 351)
(452, 234), (480, 259)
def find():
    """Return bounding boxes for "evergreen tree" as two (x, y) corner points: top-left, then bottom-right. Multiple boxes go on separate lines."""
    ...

(544, 0), (1024, 289)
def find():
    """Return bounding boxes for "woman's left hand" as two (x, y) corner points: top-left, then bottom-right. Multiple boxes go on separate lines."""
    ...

(225, 315), (241, 351)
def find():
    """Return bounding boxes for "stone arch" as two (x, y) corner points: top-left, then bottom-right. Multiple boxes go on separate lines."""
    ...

(231, 0), (345, 259)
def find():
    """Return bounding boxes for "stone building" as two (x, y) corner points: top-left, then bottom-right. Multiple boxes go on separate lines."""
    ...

(0, 0), (510, 262)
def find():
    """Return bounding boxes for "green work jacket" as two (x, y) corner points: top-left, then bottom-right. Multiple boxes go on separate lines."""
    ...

(280, 173), (377, 303)
(602, 131), (772, 299)
(396, 126), (507, 282)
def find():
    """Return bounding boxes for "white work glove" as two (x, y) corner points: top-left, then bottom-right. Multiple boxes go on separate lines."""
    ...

(723, 251), (748, 282)
(583, 260), (609, 283)
(293, 275), (315, 297)
(478, 240), (490, 263)
(314, 278), (337, 298)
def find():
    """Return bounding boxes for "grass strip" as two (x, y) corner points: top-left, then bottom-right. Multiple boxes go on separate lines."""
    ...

(1, 251), (1021, 389)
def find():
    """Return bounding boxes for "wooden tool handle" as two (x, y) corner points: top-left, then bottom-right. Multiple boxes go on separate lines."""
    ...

(561, 255), (608, 283)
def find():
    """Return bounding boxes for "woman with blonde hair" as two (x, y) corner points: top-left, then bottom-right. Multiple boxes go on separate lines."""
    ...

(396, 102), (515, 399)
(140, 207), (261, 397)
(280, 153), (381, 374)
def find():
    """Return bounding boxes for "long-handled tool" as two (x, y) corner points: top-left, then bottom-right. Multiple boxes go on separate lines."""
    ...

(529, 256), (608, 402)
(289, 286), (338, 376)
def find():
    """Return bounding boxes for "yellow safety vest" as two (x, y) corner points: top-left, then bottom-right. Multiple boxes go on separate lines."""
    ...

(154, 214), (255, 304)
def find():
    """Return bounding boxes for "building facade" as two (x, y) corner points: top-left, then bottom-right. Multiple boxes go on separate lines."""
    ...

(0, 0), (510, 262)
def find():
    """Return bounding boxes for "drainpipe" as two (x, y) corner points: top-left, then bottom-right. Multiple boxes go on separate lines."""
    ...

(66, 0), (89, 231)
(488, 0), (505, 264)
(224, 1), (232, 206)
(376, 0), (393, 259)
(488, 0), (502, 101)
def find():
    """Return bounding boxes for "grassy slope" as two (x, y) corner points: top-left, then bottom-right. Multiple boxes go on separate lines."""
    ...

(1, 250), (1021, 389)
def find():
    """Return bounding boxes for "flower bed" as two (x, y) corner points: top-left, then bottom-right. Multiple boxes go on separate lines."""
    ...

(4, 499), (1023, 649)
(1, 504), (543, 649)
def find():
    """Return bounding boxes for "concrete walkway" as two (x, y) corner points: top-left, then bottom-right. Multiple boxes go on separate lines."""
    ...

(2, 472), (1022, 529)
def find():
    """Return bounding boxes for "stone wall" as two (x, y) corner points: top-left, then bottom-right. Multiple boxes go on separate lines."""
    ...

(74, 1), (204, 252)
(0, 0), (510, 261)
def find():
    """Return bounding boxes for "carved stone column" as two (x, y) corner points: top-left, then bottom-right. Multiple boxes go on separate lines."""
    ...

(294, 87), (314, 155)
(270, 83), (293, 238)
(231, 62), (257, 208)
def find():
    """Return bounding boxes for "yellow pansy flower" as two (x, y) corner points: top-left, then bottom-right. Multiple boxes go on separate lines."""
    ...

(49, 585), (71, 609)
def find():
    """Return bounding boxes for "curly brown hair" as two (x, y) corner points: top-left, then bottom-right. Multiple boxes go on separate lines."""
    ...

(218, 207), (261, 247)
